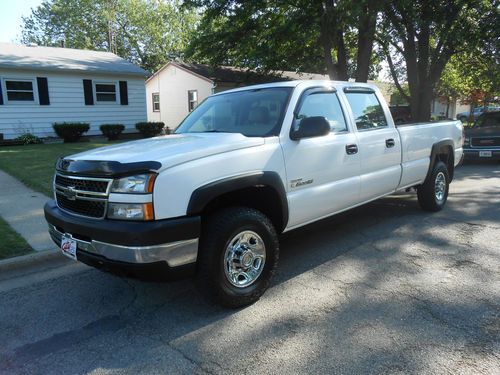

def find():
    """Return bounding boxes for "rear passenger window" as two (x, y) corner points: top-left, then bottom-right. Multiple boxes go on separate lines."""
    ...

(295, 91), (347, 133)
(345, 92), (387, 130)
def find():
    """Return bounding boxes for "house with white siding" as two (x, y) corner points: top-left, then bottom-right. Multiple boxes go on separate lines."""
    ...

(0, 43), (147, 140)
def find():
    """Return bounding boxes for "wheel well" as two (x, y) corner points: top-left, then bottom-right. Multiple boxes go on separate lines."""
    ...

(201, 186), (285, 232)
(435, 146), (454, 181)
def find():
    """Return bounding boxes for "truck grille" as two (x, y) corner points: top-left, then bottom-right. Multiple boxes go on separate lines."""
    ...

(55, 174), (108, 193)
(56, 193), (107, 218)
(470, 136), (500, 148)
(54, 173), (112, 219)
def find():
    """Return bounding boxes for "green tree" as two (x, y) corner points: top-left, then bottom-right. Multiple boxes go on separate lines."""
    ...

(184, 0), (381, 82)
(379, 0), (498, 121)
(438, 49), (500, 120)
(20, 0), (199, 73)
(435, 57), (467, 118)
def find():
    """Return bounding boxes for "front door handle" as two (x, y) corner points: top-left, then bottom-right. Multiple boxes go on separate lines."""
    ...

(386, 138), (395, 148)
(346, 144), (358, 155)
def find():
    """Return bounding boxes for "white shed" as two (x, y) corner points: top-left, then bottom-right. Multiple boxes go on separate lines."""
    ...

(146, 62), (214, 130)
(0, 43), (147, 140)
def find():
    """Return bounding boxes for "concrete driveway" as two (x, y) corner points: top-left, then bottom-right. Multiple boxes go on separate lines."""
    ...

(0, 162), (499, 374)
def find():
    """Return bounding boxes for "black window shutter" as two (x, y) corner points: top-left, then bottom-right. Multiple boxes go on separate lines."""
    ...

(83, 79), (94, 105)
(119, 81), (128, 105)
(0, 80), (3, 105)
(37, 77), (50, 105)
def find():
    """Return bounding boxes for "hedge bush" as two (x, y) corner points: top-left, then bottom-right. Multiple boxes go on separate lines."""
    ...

(100, 124), (125, 141)
(135, 122), (165, 138)
(53, 122), (90, 142)
(15, 133), (43, 145)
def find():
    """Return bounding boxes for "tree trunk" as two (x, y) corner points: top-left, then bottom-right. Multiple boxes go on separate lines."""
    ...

(320, 1), (339, 80)
(411, 82), (433, 122)
(321, 34), (338, 80)
(335, 30), (349, 81)
(355, 3), (377, 82)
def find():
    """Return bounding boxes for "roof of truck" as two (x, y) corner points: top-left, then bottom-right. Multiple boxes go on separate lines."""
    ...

(211, 80), (379, 96)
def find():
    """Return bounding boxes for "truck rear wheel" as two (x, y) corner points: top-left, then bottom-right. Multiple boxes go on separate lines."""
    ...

(197, 207), (279, 308)
(417, 161), (449, 212)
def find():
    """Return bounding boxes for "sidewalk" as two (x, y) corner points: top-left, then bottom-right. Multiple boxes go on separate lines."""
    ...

(0, 170), (54, 252)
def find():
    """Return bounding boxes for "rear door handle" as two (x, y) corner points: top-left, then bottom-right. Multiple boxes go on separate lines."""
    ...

(346, 144), (358, 155)
(386, 138), (395, 148)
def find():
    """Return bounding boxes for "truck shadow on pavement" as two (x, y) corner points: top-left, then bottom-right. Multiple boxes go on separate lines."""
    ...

(1, 163), (499, 374)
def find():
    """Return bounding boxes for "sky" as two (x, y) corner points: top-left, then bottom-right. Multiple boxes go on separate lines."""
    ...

(0, 0), (43, 43)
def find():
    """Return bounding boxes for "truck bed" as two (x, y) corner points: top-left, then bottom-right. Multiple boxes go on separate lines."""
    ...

(397, 120), (463, 189)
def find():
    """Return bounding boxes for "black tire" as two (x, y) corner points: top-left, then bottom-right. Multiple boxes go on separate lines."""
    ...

(417, 161), (450, 212)
(197, 207), (279, 308)
(459, 116), (467, 123)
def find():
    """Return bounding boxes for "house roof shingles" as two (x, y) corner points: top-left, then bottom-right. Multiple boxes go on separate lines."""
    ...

(157, 62), (329, 85)
(0, 43), (147, 76)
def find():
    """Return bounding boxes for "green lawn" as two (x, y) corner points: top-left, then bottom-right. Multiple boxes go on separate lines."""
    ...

(0, 217), (33, 260)
(0, 141), (120, 197)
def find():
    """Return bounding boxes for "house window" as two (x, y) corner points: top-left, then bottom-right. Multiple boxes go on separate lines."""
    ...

(188, 90), (198, 112)
(5, 79), (35, 101)
(94, 82), (117, 102)
(152, 93), (160, 112)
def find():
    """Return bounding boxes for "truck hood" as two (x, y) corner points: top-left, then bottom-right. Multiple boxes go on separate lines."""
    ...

(67, 133), (265, 171)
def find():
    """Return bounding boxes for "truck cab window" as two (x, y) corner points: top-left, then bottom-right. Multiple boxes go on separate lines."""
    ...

(296, 91), (347, 133)
(176, 87), (292, 137)
(346, 92), (387, 130)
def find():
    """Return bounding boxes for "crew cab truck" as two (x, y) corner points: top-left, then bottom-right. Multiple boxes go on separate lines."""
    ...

(44, 80), (463, 307)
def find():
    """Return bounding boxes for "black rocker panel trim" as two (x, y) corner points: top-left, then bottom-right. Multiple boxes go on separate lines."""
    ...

(425, 140), (455, 182)
(56, 158), (162, 178)
(187, 171), (289, 230)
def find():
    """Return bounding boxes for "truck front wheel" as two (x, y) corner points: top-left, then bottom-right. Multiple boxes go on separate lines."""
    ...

(417, 161), (450, 212)
(197, 207), (279, 308)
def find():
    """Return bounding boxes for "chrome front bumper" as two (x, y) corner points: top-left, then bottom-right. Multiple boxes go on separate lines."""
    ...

(48, 224), (198, 267)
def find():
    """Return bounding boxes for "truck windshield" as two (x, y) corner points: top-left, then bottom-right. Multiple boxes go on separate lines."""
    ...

(175, 87), (293, 137)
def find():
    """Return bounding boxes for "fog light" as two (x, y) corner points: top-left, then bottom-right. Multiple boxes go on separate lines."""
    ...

(107, 202), (154, 221)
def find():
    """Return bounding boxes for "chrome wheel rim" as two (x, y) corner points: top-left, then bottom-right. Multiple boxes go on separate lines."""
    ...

(224, 230), (266, 288)
(435, 172), (446, 202)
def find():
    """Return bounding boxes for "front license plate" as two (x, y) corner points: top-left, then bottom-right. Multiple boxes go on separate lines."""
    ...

(61, 235), (77, 260)
(479, 151), (492, 157)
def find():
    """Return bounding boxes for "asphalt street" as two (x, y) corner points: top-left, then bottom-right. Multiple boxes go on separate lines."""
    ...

(0, 161), (499, 375)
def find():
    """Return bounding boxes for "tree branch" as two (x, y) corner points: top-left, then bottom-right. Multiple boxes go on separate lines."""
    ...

(380, 42), (410, 102)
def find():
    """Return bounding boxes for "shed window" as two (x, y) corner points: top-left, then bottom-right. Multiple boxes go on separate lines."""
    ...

(188, 90), (198, 112)
(5, 80), (35, 101)
(152, 93), (160, 111)
(95, 83), (117, 102)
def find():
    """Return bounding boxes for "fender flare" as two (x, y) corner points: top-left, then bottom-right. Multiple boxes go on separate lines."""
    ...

(425, 140), (455, 182)
(187, 171), (289, 230)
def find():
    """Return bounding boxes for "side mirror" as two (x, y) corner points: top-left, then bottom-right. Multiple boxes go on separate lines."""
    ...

(290, 116), (330, 140)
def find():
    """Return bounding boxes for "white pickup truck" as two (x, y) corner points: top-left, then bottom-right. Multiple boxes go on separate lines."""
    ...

(45, 80), (463, 307)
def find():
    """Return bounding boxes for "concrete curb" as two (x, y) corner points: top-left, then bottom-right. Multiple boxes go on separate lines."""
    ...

(0, 249), (70, 274)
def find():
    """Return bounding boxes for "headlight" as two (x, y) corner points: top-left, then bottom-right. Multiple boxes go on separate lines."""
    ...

(107, 202), (154, 221)
(110, 174), (156, 193)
